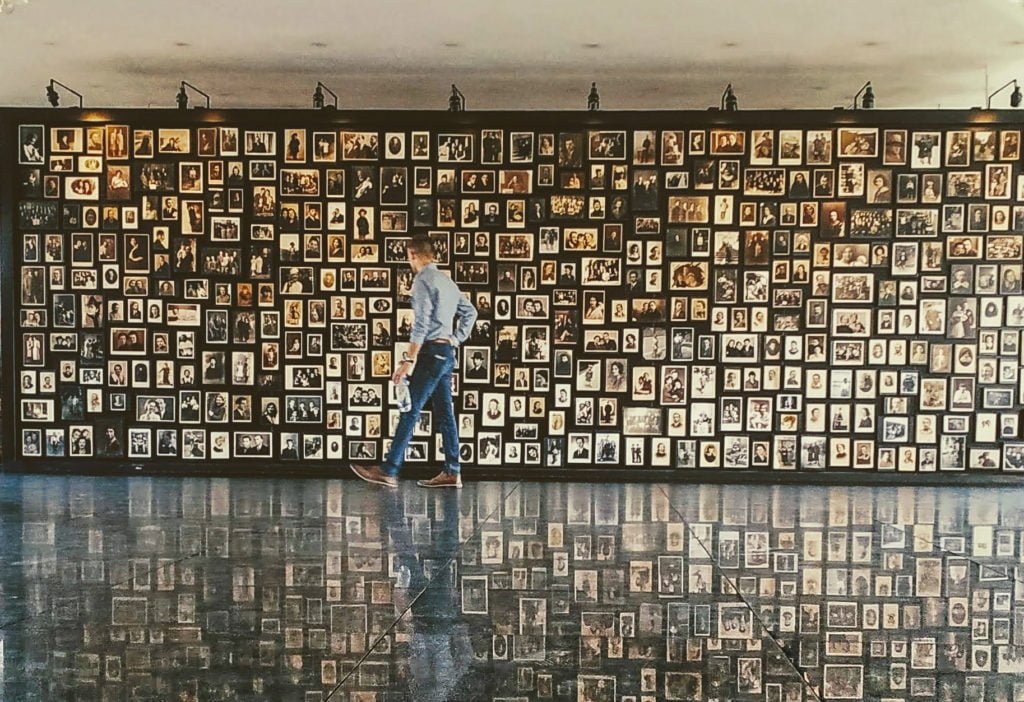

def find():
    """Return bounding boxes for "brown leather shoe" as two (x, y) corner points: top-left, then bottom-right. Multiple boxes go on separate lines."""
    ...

(350, 463), (398, 488)
(417, 471), (463, 489)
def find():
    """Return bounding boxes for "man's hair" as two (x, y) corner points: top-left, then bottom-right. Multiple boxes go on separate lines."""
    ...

(407, 235), (434, 260)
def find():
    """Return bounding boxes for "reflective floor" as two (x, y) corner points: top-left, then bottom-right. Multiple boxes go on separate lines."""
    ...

(1, 476), (1023, 701)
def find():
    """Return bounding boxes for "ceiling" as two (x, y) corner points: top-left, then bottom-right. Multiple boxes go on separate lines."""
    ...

(2, 0), (1024, 110)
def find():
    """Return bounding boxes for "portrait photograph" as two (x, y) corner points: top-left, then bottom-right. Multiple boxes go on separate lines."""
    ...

(710, 129), (745, 155)
(19, 124), (45, 164)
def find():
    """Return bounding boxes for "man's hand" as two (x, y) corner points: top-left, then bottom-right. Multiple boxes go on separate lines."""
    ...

(392, 360), (412, 385)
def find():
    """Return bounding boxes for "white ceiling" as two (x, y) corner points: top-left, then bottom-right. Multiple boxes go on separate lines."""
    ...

(2, 0), (1024, 110)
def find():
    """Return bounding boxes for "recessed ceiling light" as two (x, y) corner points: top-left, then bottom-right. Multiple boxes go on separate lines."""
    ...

(174, 41), (190, 47)
(443, 41), (461, 48)
(583, 42), (601, 49)
(723, 41), (739, 48)
(862, 41), (880, 47)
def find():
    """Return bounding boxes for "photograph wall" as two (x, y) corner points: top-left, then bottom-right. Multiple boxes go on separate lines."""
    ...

(8, 112), (1024, 474)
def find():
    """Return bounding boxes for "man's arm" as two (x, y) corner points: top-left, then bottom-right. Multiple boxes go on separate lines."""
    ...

(399, 276), (432, 374)
(407, 276), (433, 359)
(451, 293), (478, 346)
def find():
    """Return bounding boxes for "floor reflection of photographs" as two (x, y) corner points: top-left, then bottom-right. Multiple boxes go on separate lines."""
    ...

(578, 675), (615, 702)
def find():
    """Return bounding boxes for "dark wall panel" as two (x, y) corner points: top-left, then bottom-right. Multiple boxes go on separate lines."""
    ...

(4, 109), (1024, 478)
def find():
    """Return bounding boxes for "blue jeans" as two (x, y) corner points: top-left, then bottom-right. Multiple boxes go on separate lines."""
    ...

(382, 342), (460, 476)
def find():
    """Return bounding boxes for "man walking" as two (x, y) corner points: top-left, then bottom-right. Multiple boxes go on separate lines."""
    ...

(351, 235), (478, 488)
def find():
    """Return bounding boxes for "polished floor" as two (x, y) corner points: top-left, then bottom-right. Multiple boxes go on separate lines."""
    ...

(0, 476), (1023, 701)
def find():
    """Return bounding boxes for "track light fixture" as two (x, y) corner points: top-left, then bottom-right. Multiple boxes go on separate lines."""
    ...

(45, 78), (83, 108)
(721, 84), (738, 111)
(987, 79), (1022, 109)
(588, 82), (600, 111)
(176, 80), (210, 110)
(313, 81), (338, 109)
(448, 84), (465, 112)
(853, 81), (875, 109)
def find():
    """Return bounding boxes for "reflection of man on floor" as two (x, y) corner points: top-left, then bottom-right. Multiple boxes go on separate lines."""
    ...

(381, 488), (472, 702)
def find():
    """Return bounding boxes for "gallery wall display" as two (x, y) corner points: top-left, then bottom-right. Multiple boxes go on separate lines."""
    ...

(6, 110), (1024, 474)
(6, 477), (1024, 700)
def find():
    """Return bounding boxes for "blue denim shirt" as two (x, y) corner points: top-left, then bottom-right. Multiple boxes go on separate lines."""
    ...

(410, 263), (478, 346)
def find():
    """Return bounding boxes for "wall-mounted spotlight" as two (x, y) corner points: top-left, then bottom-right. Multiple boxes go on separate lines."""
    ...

(45, 78), (83, 108)
(853, 81), (875, 109)
(588, 82), (600, 111)
(721, 84), (738, 111)
(176, 80), (210, 110)
(448, 84), (465, 112)
(987, 79), (1022, 109)
(313, 81), (338, 110)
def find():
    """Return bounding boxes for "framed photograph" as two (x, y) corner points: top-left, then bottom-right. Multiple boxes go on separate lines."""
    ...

(339, 131), (378, 160)
(51, 127), (83, 153)
(437, 133), (472, 162)
(838, 128), (878, 157)
(805, 129), (833, 164)
(234, 431), (272, 456)
(20, 398), (54, 422)
(19, 125), (45, 164)
(156, 128), (189, 154)
(710, 130), (745, 155)
(244, 130), (275, 155)
(588, 131), (626, 160)
(668, 196), (709, 223)
(409, 131), (429, 159)
(767, 130), (799, 166)
(743, 169), (785, 196)
(1000, 129), (1021, 161)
